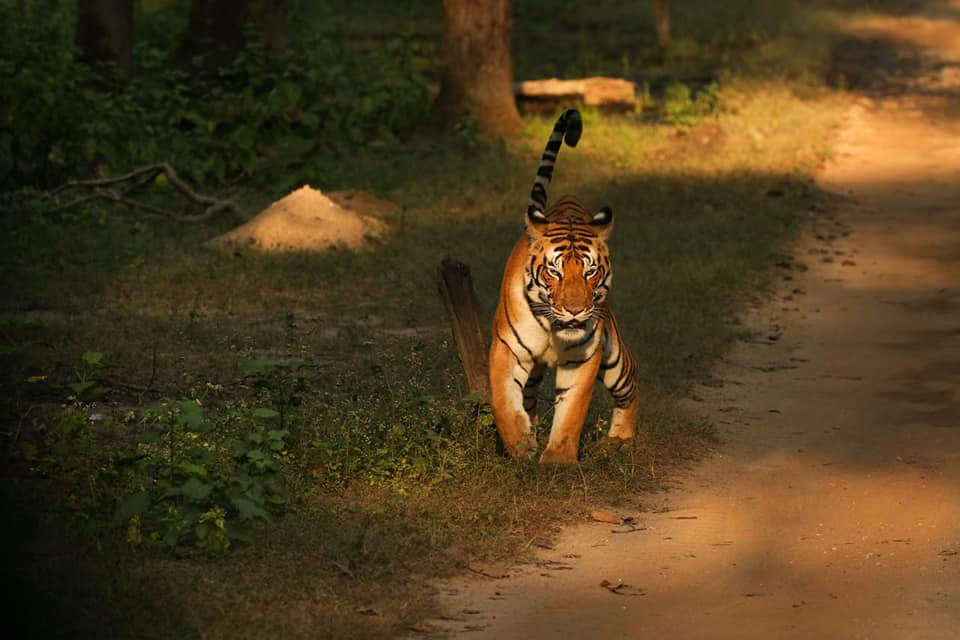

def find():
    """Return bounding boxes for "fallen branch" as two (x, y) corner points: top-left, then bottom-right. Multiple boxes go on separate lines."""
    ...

(46, 163), (237, 222)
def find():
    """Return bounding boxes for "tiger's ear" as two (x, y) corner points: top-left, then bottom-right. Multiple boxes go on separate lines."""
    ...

(525, 205), (549, 238)
(590, 206), (613, 239)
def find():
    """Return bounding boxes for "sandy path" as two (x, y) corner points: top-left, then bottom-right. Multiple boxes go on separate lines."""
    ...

(432, 8), (960, 640)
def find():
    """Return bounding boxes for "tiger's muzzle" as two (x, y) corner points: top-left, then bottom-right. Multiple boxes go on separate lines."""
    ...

(553, 318), (586, 330)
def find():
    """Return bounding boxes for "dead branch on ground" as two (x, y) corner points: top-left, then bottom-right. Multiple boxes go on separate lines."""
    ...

(45, 163), (237, 222)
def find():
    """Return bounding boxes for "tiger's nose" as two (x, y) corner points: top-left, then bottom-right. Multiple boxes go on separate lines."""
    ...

(564, 304), (587, 316)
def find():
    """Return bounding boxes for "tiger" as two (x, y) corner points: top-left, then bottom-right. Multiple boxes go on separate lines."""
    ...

(488, 108), (640, 464)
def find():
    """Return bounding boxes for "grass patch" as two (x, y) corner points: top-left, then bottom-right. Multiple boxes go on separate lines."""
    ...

(0, 0), (906, 636)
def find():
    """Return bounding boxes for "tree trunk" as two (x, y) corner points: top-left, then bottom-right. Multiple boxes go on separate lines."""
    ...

(655, 0), (671, 47)
(75, 0), (134, 76)
(249, 0), (290, 53)
(438, 0), (523, 140)
(182, 0), (288, 66)
(183, 0), (246, 64)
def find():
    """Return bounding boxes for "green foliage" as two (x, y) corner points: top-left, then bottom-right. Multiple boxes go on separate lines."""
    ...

(299, 389), (491, 489)
(123, 398), (290, 553)
(0, 4), (429, 191)
(660, 81), (720, 127)
(239, 356), (317, 437)
(22, 353), (303, 555)
(0, 4), (92, 187)
(68, 351), (108, 402)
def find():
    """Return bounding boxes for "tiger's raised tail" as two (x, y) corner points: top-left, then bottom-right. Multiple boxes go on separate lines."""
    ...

(528, 108), (583, 219)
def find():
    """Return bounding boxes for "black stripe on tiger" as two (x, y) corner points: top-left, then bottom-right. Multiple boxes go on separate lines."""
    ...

(522, 373), (543, 412)
(504, 305), (535, 359)
(495, 332), (530, 374)
(528, 109), (583, 216)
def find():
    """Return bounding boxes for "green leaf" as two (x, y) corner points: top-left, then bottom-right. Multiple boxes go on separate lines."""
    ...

(81, 351), (103, 366)
(179, 477), (213, 501)
(252, 407), (279, 420)
(68, 380), (95, 395)
(231, 496), (269, 521)
(300, 112), (320, 130)
(115, 491), (151, 522)
(239, 356), (275, 376)
(173, 400), (210, 432)
(163, 525), (180, 548)
(278, 136), (314, 159)
(177, 462), (208, 478)
(229, 124), (257, 151)
(137, 429), (160, 445)
(224, 521), (253, 543)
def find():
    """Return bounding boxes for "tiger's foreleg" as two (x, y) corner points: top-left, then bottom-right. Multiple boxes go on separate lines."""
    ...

(599, 320), (639, 441)
(489, 337), (539, 459)
(522, 362), (546, 426)
(540, 350), (602, 464)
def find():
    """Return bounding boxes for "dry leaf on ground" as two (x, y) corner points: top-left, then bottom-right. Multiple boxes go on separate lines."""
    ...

(599, 579), (646, 596)
(468, 561), (511, 579)
(590, 510), (622, 524)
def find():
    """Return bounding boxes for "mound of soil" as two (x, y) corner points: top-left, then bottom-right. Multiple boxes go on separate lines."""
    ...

(209, 186), (395, 253)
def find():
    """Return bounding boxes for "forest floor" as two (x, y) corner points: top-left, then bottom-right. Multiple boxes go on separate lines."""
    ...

(432, 5), (960, 639)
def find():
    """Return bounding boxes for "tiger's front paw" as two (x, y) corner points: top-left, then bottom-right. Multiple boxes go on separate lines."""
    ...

(604, 431), (635, 443)
(606, 422), (636, 441)
(539, 438), (578, 465)
(505, 432), (539, 460)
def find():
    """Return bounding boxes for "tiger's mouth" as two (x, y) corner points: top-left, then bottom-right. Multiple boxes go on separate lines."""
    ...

(552, 319), (585, 330)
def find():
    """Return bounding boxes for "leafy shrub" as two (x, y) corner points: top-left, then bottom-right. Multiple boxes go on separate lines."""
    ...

(120, 399), (290, 553)
(661, 81), (720, 127)
(18, 352), (317, 554)
(1, 4), (430, 191)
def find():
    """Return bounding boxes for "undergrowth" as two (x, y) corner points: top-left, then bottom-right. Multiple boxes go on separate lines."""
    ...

(0, 3), (429, 191)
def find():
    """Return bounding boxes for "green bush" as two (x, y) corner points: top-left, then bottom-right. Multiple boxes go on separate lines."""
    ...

(661, 81), (720, 127)
(0, 4), (430, 191)
(120, 398), (290, 553)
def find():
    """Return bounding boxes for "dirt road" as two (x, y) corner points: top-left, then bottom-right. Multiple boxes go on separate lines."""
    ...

(433, 8), (960, 639)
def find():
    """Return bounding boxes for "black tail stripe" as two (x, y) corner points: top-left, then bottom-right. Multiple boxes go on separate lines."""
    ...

(529, 109), (583, 212)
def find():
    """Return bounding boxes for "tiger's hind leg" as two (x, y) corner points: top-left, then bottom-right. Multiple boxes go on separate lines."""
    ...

(598, 317), (639, 441)
(522, 362), (546, 426)
(607, 391), (639, 441)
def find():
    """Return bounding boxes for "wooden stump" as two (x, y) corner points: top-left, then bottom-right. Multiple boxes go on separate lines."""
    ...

(438, 256), (490, 398)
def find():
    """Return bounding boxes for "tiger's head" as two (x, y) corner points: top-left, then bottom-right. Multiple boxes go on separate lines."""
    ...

(524, 195), (613, 341)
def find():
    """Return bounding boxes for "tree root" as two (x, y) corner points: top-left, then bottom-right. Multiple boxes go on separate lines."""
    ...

(45, 163), (237, 222)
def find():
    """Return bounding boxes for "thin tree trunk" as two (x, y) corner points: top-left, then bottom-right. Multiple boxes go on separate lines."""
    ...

(249, 0), (290, 53)
(438, 0), (523, 140)
(183, 0), (246, 64)
(75, 0), (134, 76)
(655, 0), (671, 47)
(182, 0), (288, 65)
